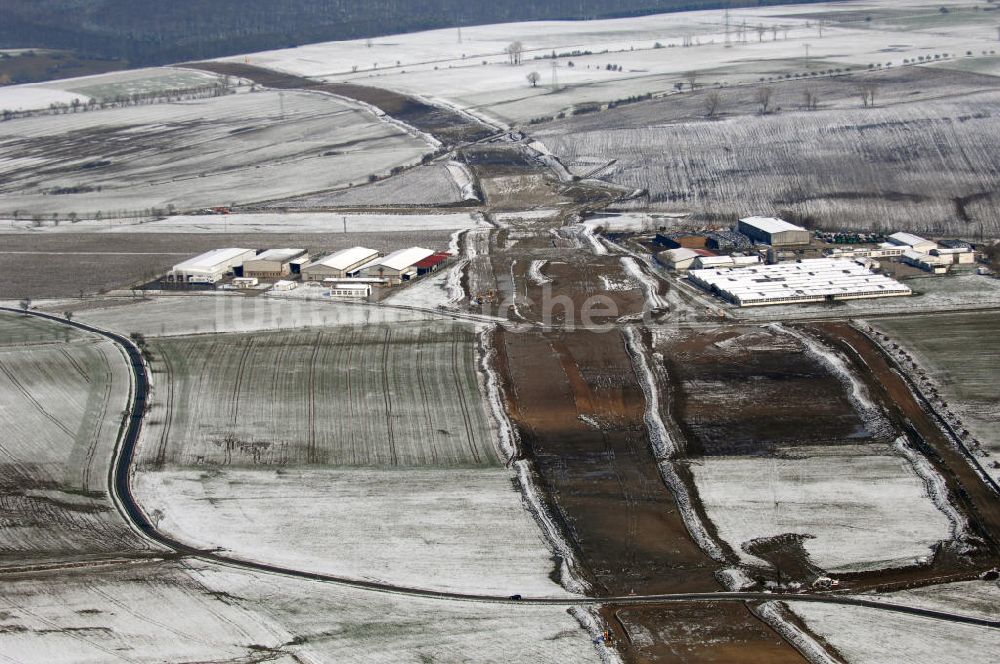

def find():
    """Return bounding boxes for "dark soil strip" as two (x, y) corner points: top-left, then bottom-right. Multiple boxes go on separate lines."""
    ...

(498, 327), (722, 596)
(184, 62), (495, 146)
(602, 601), (810, 664)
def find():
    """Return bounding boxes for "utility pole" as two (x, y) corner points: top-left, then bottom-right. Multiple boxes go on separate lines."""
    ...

(551, 60), (559, 92)
(804, 43), (811, 70)
(724, 8), (732, 47)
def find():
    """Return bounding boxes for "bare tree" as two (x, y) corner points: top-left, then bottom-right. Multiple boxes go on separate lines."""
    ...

(526, 71), (540, 87)
(685, 72), (700, 92)
(755, 86), (774, 114)
(859, 83), (878, 108)
(506, 41), (524, 66)
(19, 297), (30, 313)
(704, 91), (723, 118)
(63, 310), (73, 321)
(803, 89), (819, 110)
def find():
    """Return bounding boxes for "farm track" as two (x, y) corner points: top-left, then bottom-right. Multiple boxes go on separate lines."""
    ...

(306, 331), (322, 464)
(380, 328), (397, 466)
(4, 306), (1000, 649)
(183, 62), (497, 147)
(79, 345), (114, 489)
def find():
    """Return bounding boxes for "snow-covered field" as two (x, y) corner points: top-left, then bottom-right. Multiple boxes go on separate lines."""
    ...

(866, 579), (1000, 622)
(136, 467), (571, 596)
(71, 296), (443, 337)
(382, 267), (457, 309)
(0, 67), (227, 113)
(262, 162), (469, 207)
(691, 447), (954, 572)
(0, 211), (486, 235)
(789, 601), (1000, 664)
(0, 312), (153, 562)
(540, 91), (1000, 235)
(214, 1), (999, 123)
(0, 90), (430, 217)
(43, 67), (227, 101)
(874, 311), (1000, 486)
(141, 322), (498, 467)
(0, 87), (92, 113)
(0, 558), (599, 663)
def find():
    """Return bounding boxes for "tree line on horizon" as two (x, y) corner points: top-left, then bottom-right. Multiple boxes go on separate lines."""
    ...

(2, 0), (828, 69)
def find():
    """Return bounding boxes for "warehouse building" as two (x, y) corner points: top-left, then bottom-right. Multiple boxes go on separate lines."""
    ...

(930, 246), (976, 265)
(692, 254), (761, 270)
(688, 258), (912, 307)
(902, 250), (952, 274)
(244, 248), (308, 278)
(658, 248), (700, 271)
(825, 246), (905, 259)
(243, 248), (308, 279)
(167, 248), (256, 284)
(358, 247), (435, 285)
(887, 232), (937, 253)
(737, 217), (811, 247)
(415, 252), (451, 275)
(302, 247), (381, 281)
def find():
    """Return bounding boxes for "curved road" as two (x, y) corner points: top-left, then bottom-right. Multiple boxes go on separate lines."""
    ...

(4, 306), (998, 631)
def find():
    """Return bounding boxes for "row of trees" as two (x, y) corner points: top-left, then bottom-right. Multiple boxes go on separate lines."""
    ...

(699, 83), (879, 118)
(1, 79), (237, 123)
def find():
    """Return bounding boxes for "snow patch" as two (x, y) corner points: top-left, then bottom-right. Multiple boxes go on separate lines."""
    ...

(755, 602), (841, 664)
(446, 160), (479, 200)
(621, 257), (667, 310)
(529, 260), (552, 286)
(514, 460), (589, 595)
(569, 607), (625, 664)
(893, 436), (970, 541)
(716, 567), (756, 591)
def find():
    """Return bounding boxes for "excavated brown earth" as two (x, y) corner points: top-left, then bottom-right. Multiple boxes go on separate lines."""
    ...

(660, 327), (872, 456)
(497, 326), (812, 662)
(601, 602), (809, 664)
(654, 324), (1000, 591)
(500, 326), (721, 594)
(183, 62), (494, 145)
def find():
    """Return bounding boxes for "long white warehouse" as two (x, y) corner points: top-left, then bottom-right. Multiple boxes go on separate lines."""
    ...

(688, 258), (912, 307)
(168, 248), (256, 283)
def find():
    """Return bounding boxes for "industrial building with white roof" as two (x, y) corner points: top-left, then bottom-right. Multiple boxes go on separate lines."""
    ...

(302, 247), (381, 281)
(737, 216), (811, 247)
(688, 258), (912, 307)
(168, 248), (257, 283)
(358, 247), (436, 284)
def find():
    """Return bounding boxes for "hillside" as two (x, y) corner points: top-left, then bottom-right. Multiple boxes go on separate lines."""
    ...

(1, 0), (825, 71)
